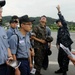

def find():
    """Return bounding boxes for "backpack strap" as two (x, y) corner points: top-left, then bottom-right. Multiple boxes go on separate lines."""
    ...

(15, 33), (19, 55)
(13, 30), (19, 51)
(16, 34), (19, 50)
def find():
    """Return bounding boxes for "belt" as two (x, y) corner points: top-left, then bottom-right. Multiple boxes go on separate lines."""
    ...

(17, 58), (28, 60)
(0, 63), (6, 67)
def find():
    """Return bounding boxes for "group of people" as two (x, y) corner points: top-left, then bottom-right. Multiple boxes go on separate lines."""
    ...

(0, 1), (75, 75)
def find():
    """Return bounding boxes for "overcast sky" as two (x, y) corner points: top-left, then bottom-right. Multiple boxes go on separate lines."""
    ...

(2, 0), (75, 22)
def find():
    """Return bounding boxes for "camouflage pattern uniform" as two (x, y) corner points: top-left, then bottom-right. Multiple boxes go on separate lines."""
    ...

(32, 24), (46, 75)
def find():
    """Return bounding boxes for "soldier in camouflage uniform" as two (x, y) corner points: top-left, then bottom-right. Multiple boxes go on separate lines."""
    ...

(31, 15), (50, 75)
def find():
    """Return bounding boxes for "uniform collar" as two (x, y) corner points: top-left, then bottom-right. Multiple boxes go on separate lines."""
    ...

(18, 31), (29, 39)
(10, 27), (15, 31)
(39, 24), (46, 28)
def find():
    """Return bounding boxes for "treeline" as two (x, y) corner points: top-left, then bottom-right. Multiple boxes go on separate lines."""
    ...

(2, 16), (75, 30)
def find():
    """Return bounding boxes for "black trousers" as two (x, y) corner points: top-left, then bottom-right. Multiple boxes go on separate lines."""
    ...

(58, 47), (71, 72)
(18, 58), (30, 75)
(42, 54), (49, 70)
(0, 63), (9, 75)
(8, 66), (15, 75)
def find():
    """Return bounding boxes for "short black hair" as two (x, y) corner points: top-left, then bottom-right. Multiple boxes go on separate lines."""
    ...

(10, 19), (18, 24)
(11, 15), (19, 19)
(56, 19), (61, 23)
(40, 15), (46, 19)
(41, 15), (46, 18)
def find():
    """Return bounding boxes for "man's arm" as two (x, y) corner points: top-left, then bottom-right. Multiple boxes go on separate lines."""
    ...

(7, 48), (13, 58)
(56, 29), (61, 46)
(56, 5), (67, 27)
(7, 30), (12, 39)
(46, 26), (51, 36)
(8, 35), (18, 60)
(68, 52), (75, 65)
(72, 52), (75, 55)
(68, 55), (75, 65)
(6, 48), (13, 64)
(31, 36), (46, 44)
(32, 26), (46, 44)
(8, 35), (20, 75)
(28, 50), (33, 70)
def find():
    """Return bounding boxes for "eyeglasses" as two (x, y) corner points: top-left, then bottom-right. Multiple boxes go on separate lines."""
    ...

(24, 24), (32, 26)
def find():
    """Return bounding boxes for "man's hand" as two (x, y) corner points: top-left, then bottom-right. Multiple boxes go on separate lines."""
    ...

(6, 56), (13, 65)
(68, 56), (75, 65)
(15, 68), (21, 75)
(40, 39), (46, 44)
(56, 44), (60, 50)
(72, 52), (75, 55)
(31, 36), (46, 44)
(30, 63), (33, 70)
(56, 5), (60, 12)
(30, 48), (35, 57)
